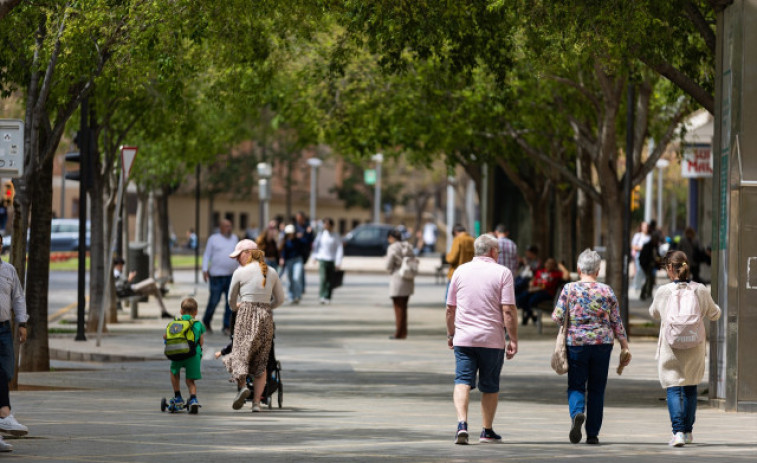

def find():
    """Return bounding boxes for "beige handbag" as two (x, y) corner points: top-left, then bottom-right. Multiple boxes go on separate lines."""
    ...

(551, 307), (570, 375)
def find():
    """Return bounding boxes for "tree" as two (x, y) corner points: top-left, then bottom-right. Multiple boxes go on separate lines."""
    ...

(0, 0), (22, 20)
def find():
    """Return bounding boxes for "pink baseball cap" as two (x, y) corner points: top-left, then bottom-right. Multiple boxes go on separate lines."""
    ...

(229, 239), (258, 258)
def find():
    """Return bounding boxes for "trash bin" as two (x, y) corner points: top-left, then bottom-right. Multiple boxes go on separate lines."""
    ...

(128, 241), (150, 283)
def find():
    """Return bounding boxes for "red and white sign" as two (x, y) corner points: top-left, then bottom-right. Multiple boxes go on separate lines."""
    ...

(681, 145), (712, 178)
(120, 146), (138, 180)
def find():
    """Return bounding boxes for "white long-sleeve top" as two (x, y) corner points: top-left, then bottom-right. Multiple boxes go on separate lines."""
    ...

(202, 232), (239, 276)
(228, 262), (285, 311)
(312, 230), (343, 266)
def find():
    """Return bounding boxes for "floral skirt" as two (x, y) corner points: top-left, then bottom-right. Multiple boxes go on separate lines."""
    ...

(223, 301), (273, 382)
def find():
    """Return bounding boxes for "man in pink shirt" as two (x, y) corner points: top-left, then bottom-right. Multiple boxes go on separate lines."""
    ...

(445, 234), (518, 445)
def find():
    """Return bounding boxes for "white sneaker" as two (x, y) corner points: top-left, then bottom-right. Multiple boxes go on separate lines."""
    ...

(669, 432), (685, 447)
(0, 436), (12, 452)
(684, 432), (693, 444)
(0, 415), (28, 437)
(252, 402), (261, 413)
(232, 388), (251, 410)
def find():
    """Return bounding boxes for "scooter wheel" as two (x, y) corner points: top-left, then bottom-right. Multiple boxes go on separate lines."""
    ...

(160, 398), (168, 412)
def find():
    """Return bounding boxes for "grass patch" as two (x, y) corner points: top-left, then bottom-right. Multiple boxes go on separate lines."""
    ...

(49, 254), (201, 272)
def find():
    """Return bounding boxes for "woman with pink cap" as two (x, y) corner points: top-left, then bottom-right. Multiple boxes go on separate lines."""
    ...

(224, 239), (285, 412)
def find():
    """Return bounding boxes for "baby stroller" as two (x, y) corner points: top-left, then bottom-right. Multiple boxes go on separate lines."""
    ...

(245, 340), (283, 409)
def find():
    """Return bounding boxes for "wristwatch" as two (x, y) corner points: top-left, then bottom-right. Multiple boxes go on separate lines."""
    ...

(447, 334), (454, 340)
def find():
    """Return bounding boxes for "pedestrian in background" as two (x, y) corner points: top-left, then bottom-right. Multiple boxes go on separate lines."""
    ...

(385, 229), (416, 339)
(280, 224), (307, 304)
(201, 219), (239, 334)
(445, 224), (475, 293)
(649, 250), (721, 447)
(446, 234), (518, 445)
(422, 219), (439, 254)
(552, 249), (630, 445)
(517, 258), (570, 326)
(494, 224), (518, 273)
(294, 211), (314, 293)
(312, 218), (343, 305)
(256, 220), (281, 272)
(631, 222), (650, 290)
(0, 236), (29, 451)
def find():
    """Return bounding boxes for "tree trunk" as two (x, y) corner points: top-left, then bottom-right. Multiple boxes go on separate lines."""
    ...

(557, 188), (576, 268)
(576, 150), (595, 253)
(88, 123), (108, 329)
(19, 148), (54, 372)
(157, 185), (173, 281)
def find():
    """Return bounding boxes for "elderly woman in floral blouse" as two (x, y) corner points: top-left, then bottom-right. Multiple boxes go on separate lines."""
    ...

(552, 249), (631, 445)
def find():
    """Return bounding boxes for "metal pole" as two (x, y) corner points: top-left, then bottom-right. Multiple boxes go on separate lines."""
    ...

(621, 83), (634, 336)
(309, 165), (317, 223)
(194, 164), (200, 286)
(75, 97), (88, 342)
(644, 140), (655, 223)
(374, 159), (382, 223)
(446, 177), (455, 253)
(657, 165), (664, 229)
(481, 163), (489, 235)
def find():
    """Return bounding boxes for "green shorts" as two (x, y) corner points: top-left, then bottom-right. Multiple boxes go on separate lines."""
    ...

(170, 354), (202, 380)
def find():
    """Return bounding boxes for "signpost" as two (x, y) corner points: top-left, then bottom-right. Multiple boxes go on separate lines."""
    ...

(97, 146), (138, 347)
(0, 119), (24, 178)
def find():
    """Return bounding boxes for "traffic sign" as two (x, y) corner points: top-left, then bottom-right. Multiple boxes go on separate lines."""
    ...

(0, 119), (24, 177)
(120, 146), (138, 180)
(364, 169), (376, 185)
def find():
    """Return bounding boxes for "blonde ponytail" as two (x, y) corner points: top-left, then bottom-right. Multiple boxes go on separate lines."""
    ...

(251, 249), (267, 287)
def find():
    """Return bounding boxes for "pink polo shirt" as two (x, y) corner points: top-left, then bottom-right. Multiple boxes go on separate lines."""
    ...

(446, 256), (515, 349)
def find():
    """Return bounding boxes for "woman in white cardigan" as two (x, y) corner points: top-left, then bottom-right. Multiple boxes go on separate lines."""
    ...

(649, 250), (721, 447)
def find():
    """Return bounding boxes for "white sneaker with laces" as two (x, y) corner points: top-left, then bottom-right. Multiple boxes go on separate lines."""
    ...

(0, 436), (12, 452)
(252, 403), (261, 413)
(684, 432), (693, 444)
(232, 388), (251, 410)
(0, 415), (28, 437)
(669, 432), (685, 447)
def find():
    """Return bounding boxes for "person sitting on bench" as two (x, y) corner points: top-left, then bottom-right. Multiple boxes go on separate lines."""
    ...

(113, 257), (172, 319)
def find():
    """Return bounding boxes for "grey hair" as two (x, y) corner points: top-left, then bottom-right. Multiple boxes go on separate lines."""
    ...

(474, 234), (498, 257)
(577, 248), (601, 275)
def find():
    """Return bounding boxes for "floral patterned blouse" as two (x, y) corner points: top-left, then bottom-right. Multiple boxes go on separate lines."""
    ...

(552, 281), (628, 346)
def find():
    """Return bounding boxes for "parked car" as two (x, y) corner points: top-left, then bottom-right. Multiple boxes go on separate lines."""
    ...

(342, 224), (394, 256)
(2, 219), (90, 253)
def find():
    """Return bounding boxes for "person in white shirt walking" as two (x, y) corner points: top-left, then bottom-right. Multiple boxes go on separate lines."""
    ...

(312, 218), (343, 304)
(202, 220), (239, 334)
(0, 237), (30, 452)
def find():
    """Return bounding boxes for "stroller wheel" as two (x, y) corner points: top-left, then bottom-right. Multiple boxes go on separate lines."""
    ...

(278, 383), (283, 408)
(161, 398), (168, 412)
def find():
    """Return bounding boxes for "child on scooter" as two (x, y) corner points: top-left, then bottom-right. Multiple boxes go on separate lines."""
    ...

(164, 297), (206, 413)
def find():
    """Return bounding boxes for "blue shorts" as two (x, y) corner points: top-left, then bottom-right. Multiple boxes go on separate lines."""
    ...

(454, 346), (505, 393)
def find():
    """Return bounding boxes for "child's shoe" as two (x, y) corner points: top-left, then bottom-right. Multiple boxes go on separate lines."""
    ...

(187, 397), (200, 414)
(169, 397), (184, 412)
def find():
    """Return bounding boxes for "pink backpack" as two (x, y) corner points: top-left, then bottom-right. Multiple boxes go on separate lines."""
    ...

(663, 283), (705, 349)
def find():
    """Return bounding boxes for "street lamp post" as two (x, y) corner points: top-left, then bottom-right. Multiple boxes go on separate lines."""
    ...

(371, 153), (383, 223)
(257, 162), (272, 229)
(656, 158), (670, 229)
(307, 157), (322, 223)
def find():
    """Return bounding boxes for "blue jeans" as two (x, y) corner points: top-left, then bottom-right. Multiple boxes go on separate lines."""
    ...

(667, 386), (697, 433)
(203, 275), (233, 330)
(0, 322), (14, 409)
(285, 256), (304, 301)
(567, 344), (613, 438)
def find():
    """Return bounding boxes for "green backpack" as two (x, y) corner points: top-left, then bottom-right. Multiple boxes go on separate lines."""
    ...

(164, 317), (197, 361)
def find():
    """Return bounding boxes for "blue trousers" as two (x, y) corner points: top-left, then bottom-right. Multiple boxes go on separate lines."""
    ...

(667, 386), (697, 433)
(0, 322), (14, 409)
(567, 344), (613, 438)
(516, 290), (553, 317)
(203, 275), (233, 330)
(285, 256), (304, 301)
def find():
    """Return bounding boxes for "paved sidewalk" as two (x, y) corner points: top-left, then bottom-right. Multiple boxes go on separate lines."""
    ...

(10, 263), (755, 462)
